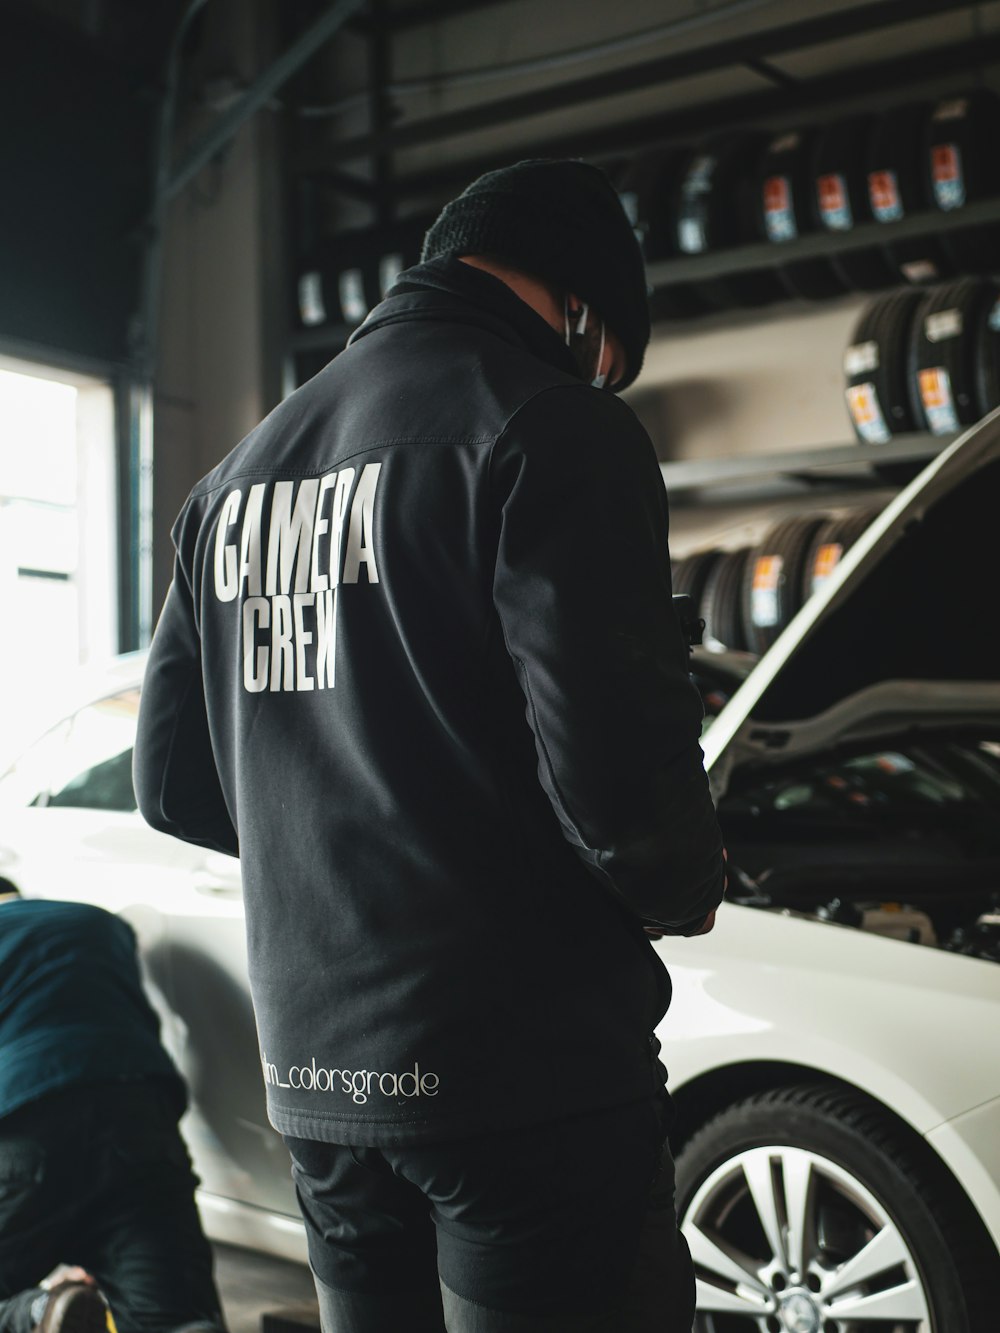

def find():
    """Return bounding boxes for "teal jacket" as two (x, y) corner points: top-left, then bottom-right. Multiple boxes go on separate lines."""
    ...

(0, 897), (183, 1120)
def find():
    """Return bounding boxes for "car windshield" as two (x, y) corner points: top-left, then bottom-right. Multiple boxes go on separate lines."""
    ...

(0, 689), (140, 813)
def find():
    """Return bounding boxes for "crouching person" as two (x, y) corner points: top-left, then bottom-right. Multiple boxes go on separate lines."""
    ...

(0, 881), (226, 1333)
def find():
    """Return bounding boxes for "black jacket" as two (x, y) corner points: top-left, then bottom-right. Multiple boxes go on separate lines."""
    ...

(134, 257), (725, 1146)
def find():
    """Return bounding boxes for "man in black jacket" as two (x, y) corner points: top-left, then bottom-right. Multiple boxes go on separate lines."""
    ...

(134, 159), (725, 1332)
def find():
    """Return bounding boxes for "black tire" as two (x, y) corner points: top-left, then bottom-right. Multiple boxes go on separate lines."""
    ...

(297, 218), (426, 330)
(674, 1084), (998, 1333)
(741, 516), (828, 655)
(925, 90), (1000, 274)
(974, 278), (1000, 415)
(909, 278), (989, 436)
(753, 127), (848, 301)
(844, 290), (921, 440)
(671, 137), (785, 310)
(613, 148), (682, 264)
(799, 505), (880, 603)
(673, 550), (723, 626)
(867, 104), (954, 286)
(799, 516), (841, 605)
(844, 289), (926, 482)
(702, 548), (751, 652)
(808, 113), (898, 291)
(619, 148), (716, 319)
(297, 226), (383, 329)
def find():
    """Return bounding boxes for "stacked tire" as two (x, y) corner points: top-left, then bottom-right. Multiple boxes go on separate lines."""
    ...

(845, 279), (1000, 479)
(296, 215), (431, 332)
(672, 508), (876, 657)
(754, 128), (848, 300)
(626, 88), (1000, 321)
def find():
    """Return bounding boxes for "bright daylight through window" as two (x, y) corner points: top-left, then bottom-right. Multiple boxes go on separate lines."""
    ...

(0, 363), (117, 760)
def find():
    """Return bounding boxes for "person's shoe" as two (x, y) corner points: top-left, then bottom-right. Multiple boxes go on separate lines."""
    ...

(31, 1283), (106, 1333)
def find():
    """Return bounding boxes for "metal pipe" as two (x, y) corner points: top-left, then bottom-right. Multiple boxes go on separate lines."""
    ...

(322, 0), (968, 162)
(164, 0), (368, 205)
(128, 0), (364, 647)
(125, 0), (209, 648)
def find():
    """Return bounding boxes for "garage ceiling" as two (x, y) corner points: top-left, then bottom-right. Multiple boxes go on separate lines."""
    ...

(288, 0), (1000, 200)
(3, 0), (996, 355)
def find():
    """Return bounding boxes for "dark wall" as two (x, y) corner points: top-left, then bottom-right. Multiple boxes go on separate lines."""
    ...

(0, 13), (152, 363)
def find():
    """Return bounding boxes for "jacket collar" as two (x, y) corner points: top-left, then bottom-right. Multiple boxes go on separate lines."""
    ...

(347, 256), (581, 381)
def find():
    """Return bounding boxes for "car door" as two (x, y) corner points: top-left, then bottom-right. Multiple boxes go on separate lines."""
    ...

(163, 847), (299, 1217)
(0, 686), (298, 1216)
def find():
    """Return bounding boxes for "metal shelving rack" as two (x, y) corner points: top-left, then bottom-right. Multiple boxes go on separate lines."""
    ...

(659, 434), (957, 495)
(278, 0), (997, 483)
(284, 0), (994, 370)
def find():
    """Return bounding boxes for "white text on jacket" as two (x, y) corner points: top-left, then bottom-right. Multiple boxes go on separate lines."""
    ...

(212, 464), (382, 693)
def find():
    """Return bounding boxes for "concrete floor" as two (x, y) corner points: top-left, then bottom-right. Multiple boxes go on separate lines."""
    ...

(213, 1243), (317, 1333)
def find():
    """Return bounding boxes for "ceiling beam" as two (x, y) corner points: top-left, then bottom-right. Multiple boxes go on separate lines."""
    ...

(374, 29), (1000, 199)
(164, 0), (368, 204)
(322, 0), (970, 162)
(353, 0), (514, 32)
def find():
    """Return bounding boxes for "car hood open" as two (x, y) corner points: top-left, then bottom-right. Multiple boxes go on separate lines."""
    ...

(702, 408), (1000, 792)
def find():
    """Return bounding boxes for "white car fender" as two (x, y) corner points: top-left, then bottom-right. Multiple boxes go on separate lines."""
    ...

(925, 1096), (1000, 1255)
(654, 904), (1000, 1135)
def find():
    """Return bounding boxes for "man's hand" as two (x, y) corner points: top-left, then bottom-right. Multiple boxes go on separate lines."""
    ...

(643, 848), (727, 939)
(683, 908), (716, 936)
(42, 1266), (97, 1290)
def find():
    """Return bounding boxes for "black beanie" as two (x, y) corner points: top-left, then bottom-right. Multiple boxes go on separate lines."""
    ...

(420, 158), (650, 389)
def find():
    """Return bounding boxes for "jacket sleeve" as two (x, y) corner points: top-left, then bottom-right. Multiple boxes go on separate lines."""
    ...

(133, 520), (239, 858)
(490, 384), (724, 932)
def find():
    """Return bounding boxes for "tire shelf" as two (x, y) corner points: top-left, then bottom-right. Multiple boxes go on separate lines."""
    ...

(289, 322), (354, 353)
(659, 432), (956, 494)
(289, 196), (1000, 357)
(644, 195), (1000, 287)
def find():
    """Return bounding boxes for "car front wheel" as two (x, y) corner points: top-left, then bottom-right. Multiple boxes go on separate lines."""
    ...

(673, 1083), (995, 1333)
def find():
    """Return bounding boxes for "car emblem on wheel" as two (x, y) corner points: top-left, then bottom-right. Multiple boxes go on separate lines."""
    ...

(780, 1290), (820, 1333)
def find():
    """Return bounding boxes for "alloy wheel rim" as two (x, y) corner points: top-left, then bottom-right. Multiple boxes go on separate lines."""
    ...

(680, 1143), (933, 1331)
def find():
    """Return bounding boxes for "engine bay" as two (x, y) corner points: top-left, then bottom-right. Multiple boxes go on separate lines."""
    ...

(694, 655), (1000, 965)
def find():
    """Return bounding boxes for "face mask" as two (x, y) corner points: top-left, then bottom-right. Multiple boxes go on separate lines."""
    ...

(564, 295), (608, 389)
(591, 318), (608, 390)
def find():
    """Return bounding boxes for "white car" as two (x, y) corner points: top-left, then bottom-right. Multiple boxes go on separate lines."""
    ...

(2, 413), (999, 1331)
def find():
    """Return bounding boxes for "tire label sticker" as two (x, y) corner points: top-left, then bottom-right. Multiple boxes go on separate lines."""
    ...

(379, 252), (405, 297)
(770, 132), (801, 154)
(298, 272), (326, 327)
(764, 175), (797, 241)
(900, 259), (939, 282)
(876, 751), (916, 773)
(925, 308), (963, 342)
(751, 554), (783, 628)
(678, 217), (707, 253)
(844, 340), (879, 376)
(618, 189), (640, 227)
(932, 143), (966, 210)
(678, 156), (716, 254)
(846, 383), (892, 444)
(817, 173), (853, 230)
(918, 367), (961, 435)
(869, 169), (904, 222)
(811, 542), (844, 596)
(618, 188), (647, 247)
(932, 98), (970, 122)
(338, 268), (368, 323)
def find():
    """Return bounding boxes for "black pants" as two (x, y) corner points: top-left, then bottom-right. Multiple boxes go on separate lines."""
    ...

(0, 1080), (224, 1333)
(284, 1095), (696, 1332)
